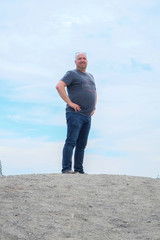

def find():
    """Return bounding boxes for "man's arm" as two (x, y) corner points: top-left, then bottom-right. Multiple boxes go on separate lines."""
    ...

(56, 80), (81, 112)
(91, 90), (97, 116)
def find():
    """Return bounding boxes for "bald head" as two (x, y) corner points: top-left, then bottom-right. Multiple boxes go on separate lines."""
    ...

(75, 52), (87, 60)
(75, 52), (88, 73)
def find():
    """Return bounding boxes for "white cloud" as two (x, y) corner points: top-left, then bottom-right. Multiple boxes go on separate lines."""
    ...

(0, 130), (15, 137)
(1, 134), (159, 178)
(0, 138), (63, 175)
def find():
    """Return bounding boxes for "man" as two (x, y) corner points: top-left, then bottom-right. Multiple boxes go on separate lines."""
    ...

(56, 52), (97, 174)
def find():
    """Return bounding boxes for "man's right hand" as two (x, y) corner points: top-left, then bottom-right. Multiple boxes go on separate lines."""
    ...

(69, 102), (81, 112)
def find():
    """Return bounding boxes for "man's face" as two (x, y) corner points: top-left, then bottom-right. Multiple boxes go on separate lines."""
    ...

(75, 53), (88, 72)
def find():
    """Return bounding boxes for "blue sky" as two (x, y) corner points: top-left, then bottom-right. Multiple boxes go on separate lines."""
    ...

(0, 0), (160, 177)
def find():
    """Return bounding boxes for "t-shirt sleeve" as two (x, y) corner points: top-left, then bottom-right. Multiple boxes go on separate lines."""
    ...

(61, 71), (74, 86)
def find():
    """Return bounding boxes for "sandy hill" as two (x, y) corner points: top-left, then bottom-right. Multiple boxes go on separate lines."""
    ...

(0, 174), (160, 240)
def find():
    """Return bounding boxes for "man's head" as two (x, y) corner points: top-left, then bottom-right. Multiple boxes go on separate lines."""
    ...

(75, 52), (88, 72)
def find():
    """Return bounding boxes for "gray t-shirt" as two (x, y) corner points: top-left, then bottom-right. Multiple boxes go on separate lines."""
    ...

(61, 69), (96, 117)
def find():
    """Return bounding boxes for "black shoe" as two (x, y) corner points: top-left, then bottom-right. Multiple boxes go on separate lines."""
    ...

(62, 170), (74, 174)
(74, 171), (86, 174)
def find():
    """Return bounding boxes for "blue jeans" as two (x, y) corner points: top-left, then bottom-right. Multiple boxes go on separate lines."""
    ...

(62, 112), (91, 173)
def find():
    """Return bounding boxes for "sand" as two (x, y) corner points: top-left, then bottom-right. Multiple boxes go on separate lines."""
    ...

(0, 173), (160, 240)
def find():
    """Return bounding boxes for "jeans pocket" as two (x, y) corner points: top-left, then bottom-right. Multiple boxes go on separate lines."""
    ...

(66, 112), (73, 123)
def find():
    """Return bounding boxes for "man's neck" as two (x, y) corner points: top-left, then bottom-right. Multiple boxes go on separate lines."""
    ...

(76, 67), (86, 73)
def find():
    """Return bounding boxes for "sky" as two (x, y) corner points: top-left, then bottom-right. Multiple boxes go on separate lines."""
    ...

(0, 0), (160, 178)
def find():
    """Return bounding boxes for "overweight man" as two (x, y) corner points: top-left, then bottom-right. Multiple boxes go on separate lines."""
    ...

(56, 52), (97, 174)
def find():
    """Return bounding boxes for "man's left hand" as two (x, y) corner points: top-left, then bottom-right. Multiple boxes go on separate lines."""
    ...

(91, 110), (95, 116)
